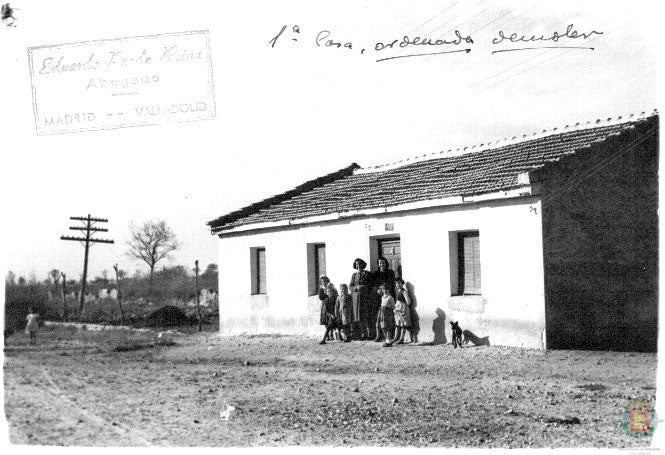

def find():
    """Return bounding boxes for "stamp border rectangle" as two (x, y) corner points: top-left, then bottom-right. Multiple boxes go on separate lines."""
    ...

(27, 30), (216, 136)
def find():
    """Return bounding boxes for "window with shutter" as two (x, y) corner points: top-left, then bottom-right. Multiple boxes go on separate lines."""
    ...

(250, 247), (267, 295)
(307, 243), (327, 296)
(315, 244), (326, 278)
(458, 232), (481, 295)
(257, 248), (266, 294)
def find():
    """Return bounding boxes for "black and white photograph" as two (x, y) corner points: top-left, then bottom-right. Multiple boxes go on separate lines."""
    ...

(1, 0), (661, 450)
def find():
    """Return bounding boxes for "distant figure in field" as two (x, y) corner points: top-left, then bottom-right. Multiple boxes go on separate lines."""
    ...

(25, 307), (39, 345)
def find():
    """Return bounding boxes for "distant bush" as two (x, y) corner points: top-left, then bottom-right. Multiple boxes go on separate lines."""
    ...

(145, 305), (189, 327)
(110, 264), (217, 300)
(5, 263), (218, 329)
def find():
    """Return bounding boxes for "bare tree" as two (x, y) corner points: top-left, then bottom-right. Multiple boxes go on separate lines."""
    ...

(127, 220), (179, 295)
(49, 269), (60, 308)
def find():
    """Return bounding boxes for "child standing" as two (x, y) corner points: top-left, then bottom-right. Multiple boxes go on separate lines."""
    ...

(319, 278), (338, 345)
(397, 279), (419, 343)
(25, 307), (39, 345)
(376, 285), (395, 347)
(336, 284), (353, 342)
(389, 278), (411, 345)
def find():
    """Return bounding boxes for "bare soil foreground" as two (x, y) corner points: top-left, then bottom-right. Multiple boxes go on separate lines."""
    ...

(3, 325), (657, 447)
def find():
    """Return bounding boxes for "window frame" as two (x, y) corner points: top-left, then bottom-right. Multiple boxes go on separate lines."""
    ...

(307, 243), (326, 296)
(314, 243), (326, 282)
(455, 231), (481, 296)
(250, 247), (267, 295)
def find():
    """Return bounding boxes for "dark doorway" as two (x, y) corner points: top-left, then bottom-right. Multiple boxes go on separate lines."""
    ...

(378, 237), (402, 279)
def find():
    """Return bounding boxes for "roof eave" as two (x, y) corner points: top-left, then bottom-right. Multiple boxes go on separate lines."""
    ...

(213, 183), (541, 237)
(207, 162), (360, 231)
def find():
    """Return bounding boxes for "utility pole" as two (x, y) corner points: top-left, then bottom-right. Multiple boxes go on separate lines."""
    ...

(60, 214), (114, 315)
(195, 260), (202, 332)
(113, 263), (125, 326)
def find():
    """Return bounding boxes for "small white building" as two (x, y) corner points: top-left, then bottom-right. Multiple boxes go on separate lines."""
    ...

(209, 114), (658, 351)
(98, 288), (118, 300)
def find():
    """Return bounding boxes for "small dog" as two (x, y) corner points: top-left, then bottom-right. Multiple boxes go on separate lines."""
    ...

(462, 329), (490, 347)
(450, 321), (463, 348)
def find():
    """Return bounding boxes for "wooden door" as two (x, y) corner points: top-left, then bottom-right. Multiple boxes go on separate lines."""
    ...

(379, 238), (402, 279)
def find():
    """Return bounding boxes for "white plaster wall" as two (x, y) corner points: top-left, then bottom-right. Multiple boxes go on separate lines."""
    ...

(217, 197), (546, 348)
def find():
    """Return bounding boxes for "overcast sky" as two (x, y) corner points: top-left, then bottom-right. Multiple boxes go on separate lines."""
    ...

(1, 0), (659, 282)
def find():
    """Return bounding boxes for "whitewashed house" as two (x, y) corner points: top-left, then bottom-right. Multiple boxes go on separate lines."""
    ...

(209, 113), (658, 351)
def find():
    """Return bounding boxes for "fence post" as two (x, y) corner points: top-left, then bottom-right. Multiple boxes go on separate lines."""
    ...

(61, 272), (68, 321)
(195, 260), (201, 332)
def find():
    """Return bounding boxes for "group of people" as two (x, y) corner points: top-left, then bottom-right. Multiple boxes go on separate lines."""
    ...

(319, 257), (419, 347)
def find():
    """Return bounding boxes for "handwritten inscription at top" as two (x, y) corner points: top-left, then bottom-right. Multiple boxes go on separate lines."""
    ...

(269, 23), (603, 62)
(491, 24), (603, 45)
(374, 30), (474, 51)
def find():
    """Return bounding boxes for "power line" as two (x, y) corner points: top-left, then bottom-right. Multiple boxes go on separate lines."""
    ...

(405, 0), (462, 36)
(422, 6), (513, 64)
(467, 15), (620, 90)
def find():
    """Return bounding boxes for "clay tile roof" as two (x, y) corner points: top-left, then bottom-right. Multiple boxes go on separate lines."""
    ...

(208, 113), (658, 233)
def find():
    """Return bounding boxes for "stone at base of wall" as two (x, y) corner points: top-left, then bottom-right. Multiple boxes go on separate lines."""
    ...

(447, 296), (487, 313)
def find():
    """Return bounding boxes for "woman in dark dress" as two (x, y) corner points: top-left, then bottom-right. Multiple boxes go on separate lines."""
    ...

(349, 258), (371, 340)
(372, 256), (396, 342)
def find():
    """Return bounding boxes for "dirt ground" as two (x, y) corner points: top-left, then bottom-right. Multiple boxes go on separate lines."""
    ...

(3, 325), (658, 447)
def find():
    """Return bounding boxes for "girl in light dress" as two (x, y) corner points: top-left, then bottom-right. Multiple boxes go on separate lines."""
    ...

(390, 278), (412, 345)
(376, 285), (395, 348)
(387, 278), (420, 344)
(25, 307), (39, 345)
